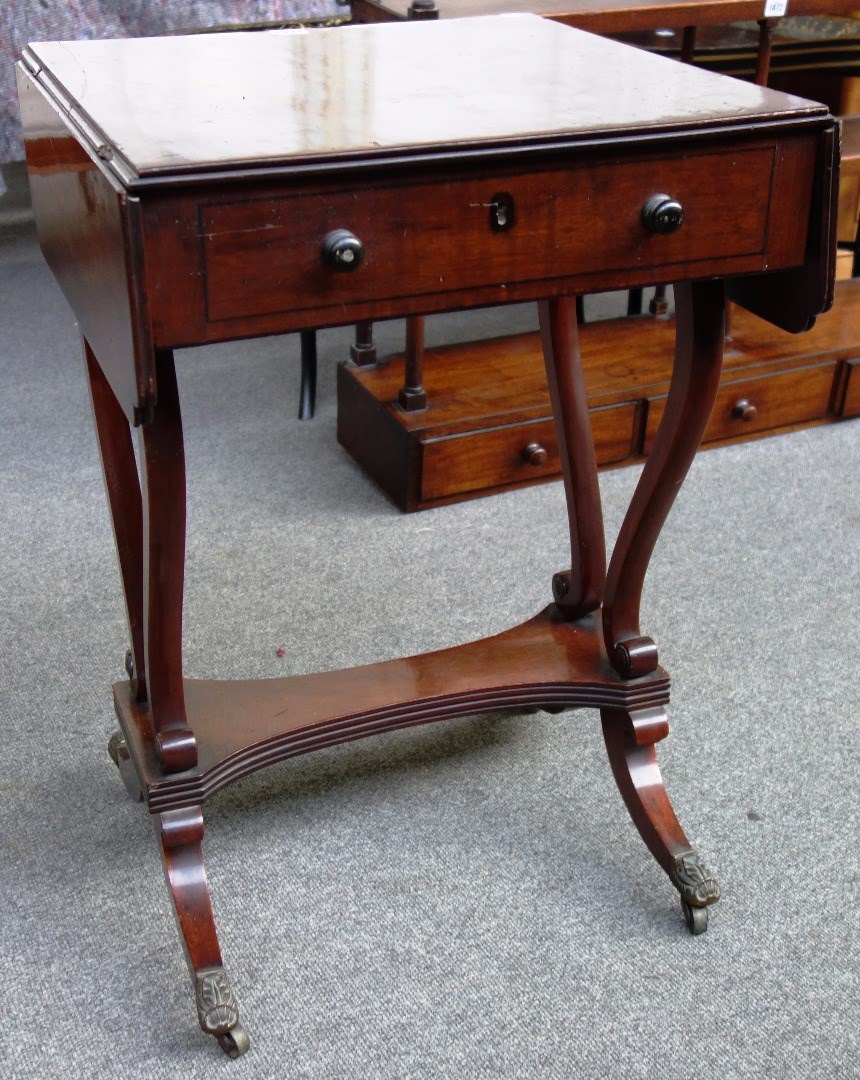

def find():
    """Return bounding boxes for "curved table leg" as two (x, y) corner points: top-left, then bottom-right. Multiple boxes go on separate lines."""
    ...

(138, 350), (197, 772)
(603, 279), (725, 677)
(601, 706), (720, 933)
(83, 339), (146, 702)
(539, 296), (606, 618)
(155, 808), (250, 1057)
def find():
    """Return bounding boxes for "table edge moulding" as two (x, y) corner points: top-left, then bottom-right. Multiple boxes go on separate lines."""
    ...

(16, 14), (839, 1058)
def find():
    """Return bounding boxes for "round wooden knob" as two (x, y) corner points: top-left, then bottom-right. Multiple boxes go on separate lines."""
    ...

(322, 229), (365, 272)
(642, 194), (684, 235)
(522, 442), (548, 466)
(732, 398), (758, 421)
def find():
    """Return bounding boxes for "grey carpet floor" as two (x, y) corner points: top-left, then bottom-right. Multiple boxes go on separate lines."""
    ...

(0, 231), (857, 1078)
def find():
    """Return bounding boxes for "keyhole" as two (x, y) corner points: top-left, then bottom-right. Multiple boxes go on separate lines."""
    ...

(489, 192), (515, 233)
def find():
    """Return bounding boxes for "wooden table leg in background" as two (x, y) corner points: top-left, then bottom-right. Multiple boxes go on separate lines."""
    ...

(399, 314), (428, 411)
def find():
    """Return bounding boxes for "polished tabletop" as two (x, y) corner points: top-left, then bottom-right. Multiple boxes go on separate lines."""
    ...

(24, 15), (825, 181)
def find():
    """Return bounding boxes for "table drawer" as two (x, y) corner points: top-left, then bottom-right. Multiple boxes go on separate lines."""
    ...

(199, 144), (781, 324)
(644, 362), (838, 451)
(420, 403), (636, 502)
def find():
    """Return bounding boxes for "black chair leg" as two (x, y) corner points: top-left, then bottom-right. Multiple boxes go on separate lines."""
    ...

(298, 330), (317, 420)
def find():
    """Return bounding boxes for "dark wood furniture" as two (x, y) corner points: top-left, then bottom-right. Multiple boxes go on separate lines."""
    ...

(341, 279), (858, 509)
(18, 15), (837, 1057)
(353, 0), (860, 30)
(838, 114), (860, 275)
(343, 0), (857, 508)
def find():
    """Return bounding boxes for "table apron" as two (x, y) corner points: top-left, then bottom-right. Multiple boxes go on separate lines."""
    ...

(141, 133), (817, 349)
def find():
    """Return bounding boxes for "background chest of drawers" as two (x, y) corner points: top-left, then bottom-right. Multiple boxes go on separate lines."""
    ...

(339, 281), (858, 510)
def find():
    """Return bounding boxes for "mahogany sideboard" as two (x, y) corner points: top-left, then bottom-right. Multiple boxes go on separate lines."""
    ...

(18, 15), (837, 1057)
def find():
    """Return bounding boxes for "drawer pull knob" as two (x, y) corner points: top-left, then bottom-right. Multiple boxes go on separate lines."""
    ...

(322, 229), (365, 272)
(522, 442), (548, 466)
(642, 194), (685, 235)
(732, 398), (758, 421)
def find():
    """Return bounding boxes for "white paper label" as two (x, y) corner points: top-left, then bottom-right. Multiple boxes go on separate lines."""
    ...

(763, 0), (789, 16)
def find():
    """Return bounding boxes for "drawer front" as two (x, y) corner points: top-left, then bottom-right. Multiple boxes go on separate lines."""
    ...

(644, 363), (838, 451)
(200, 146), (777, 323)
(420, 403), (636, 502)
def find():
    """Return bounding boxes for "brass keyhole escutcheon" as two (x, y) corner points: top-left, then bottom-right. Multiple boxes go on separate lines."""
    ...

(489, 192), (515, 233)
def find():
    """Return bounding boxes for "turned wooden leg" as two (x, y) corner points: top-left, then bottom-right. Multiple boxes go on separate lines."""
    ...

(83, 339), (146, 701)
(603, 280), (724, 677)
(350, 320), (377, 366)
(755, 17), (778, 86)
(155, 808), (249, 1057)
(601, 706), (720, 934)
(399, 315), (428, 411)
(680, 24), (697, 64)
(138, 349), (197, 772)
(539, 296), (606, 618)
(649, 284), (669, 316)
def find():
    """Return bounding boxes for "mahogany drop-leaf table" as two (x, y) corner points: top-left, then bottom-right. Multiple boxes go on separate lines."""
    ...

(17, 15), (838, 1057)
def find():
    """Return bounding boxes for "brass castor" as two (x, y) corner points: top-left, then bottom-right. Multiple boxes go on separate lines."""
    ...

(107, 730), (125, 765)
(107, 730), (143, 802)
(217, 1025), (251, 1059)
(681, 897), (709, 935)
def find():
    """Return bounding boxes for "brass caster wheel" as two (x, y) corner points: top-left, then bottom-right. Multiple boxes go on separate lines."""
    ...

(217, 1025), (250, 1059)
(107, 730), (143, 801)
(681, 897), (709, 935)
(107, 730), (125, 765)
